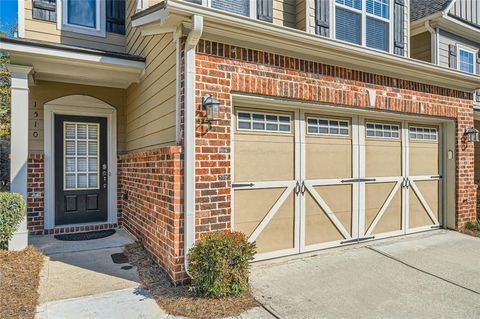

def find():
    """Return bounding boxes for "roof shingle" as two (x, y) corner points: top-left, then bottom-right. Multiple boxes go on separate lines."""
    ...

(410, 0), (454, 21)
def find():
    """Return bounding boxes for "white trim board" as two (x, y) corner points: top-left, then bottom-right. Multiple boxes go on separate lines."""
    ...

(44, 95), (118, 229)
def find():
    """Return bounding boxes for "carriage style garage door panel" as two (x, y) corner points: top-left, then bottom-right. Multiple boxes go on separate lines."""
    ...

(233, 108), (442, 260)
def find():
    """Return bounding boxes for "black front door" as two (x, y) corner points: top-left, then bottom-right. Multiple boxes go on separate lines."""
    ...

(55, 115), (108, 225)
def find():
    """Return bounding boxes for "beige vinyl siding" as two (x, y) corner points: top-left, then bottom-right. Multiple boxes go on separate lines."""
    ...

(273, 0), (297, 28)
(411, 31), (432, 63)
(296, 0), (307, 31)
(24, 0), (126, 53)
(438, 29), (480, 69)
(29, 81), (126, 153)
(450, 0), (480, 27)
(125, 0), (177, 152)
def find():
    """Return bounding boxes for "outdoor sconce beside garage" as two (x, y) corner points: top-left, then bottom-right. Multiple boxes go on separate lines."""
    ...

(202, 95), (221, 122)
(464, 127), (480, 142)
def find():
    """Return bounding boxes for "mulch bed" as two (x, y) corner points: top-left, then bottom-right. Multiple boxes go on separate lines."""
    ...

(460, 228), (480, 238)
(0, 246), (44, 319)
(124, 243), (258, 319)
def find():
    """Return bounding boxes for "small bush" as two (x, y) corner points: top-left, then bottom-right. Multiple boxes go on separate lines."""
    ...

(0, 192), (25, 249)
(188, 231), (256, 298)
(465, 221), (476, 231)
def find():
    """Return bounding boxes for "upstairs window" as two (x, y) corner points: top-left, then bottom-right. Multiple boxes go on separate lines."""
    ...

(67, 0), (97, 28)
(211, 0), (250, 17)
(458, 48), (475, 74)
(335, 0), (391, 52)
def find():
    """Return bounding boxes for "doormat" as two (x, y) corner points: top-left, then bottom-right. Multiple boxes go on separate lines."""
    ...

(111, 252), (129, 264)
(54, 229), (116, 241)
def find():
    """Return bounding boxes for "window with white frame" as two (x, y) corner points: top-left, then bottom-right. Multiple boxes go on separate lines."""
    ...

(409, 126), (437, 141)
(237, 111), (291, 133)
(335, 0), (391, 52)
(59, 0), (105, 37)
(458, 47), (476, 74)
(307, 118), (350, 136)
(366, 122), (400, 138)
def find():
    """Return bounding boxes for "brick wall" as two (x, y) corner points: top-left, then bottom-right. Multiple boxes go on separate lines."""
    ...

(118, 146), (186, 283)
(192, 39), (476, 232)
(27, 154), (45, 234)
(26, 154), (118, 235)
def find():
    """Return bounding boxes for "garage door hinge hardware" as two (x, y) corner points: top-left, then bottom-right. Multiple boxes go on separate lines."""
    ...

(301, 181), (306, 195)
(402, 177), (410, 189)
(341, 236), (375, 244)
(232, 183), (254, 188)
(340, 178), (376, 183)
(295, 181), (301, 195)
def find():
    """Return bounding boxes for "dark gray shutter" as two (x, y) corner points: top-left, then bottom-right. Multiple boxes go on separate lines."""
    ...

(106, 0), (126, 35)
(476, 51), (480, 75)
(315, 0), (330, 36)
(393, 0), (405, 56)
(449, 44), (458, 69)
(257, 0), (273, 22)
(32, 0), (56, 22)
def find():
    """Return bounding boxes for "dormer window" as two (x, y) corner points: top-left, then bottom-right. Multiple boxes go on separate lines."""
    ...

(335, 0), (391, 52)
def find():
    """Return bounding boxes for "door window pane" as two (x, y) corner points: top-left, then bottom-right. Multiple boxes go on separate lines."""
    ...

(64, 122), (99, 190)
(336, 8), (362, 45)
(67, 0), (97, 28)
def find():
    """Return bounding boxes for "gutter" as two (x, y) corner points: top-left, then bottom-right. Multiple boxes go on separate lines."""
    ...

(183, 15), (204, 277)
(424, 21), (439, 65)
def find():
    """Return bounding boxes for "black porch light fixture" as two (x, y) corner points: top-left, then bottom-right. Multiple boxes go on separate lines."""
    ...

(202, 95), (221, 122)
(464, 127), (480, 142)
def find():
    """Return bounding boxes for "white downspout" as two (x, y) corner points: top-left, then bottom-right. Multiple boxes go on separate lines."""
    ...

(184, 15), (203, 277)
(424, 21), (439, 65)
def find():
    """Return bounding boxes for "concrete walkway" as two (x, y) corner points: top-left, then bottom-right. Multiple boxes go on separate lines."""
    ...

(32, 230), (168, 319)
(250, 230), (480, 319)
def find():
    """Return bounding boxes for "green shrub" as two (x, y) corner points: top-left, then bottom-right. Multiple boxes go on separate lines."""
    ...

(0, 192), (25, 249)
(465, 221), (476, 231)
(188, 231), (256, 298)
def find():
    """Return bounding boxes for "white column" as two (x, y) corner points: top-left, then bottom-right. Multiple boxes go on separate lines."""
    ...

(8, 65), (32, 251)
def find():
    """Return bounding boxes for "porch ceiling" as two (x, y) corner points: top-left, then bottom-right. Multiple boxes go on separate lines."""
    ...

(0, 37), (146, 89)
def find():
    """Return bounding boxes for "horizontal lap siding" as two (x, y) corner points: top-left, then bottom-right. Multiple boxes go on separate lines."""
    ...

(125, 0), (178, 152)
(296, 0), (307, 31)
(24, 0), (126, 53)
(411, 31), (432, 63)
(438, 29), (480, 69)
(273, 0), (297, 28)
(28, 81), (126, 153)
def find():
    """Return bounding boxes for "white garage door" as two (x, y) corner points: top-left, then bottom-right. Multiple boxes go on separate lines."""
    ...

(233, 108), (442, 260)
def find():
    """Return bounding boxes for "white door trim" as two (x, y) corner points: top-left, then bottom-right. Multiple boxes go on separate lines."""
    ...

(44, 96), (117, 229)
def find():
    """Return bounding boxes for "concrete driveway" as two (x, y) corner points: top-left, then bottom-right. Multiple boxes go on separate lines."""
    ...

(250, 230), (480, 319)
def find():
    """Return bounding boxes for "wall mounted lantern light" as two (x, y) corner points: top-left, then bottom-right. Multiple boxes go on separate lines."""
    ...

(202, 95), (221, 122)
(464, 127), (480, 142)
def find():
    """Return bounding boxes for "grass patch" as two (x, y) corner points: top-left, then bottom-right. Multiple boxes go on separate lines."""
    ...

(124, 243), (258, 319)
(461, 221), (480, 238)
(0, 246), (44, 319)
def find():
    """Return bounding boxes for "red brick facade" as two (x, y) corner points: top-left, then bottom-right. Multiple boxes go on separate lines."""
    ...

(26, 154), (118, 235)
(23, 39), (477, 285)
(118, 146), (186, 283)
(193, 39), (476, 232)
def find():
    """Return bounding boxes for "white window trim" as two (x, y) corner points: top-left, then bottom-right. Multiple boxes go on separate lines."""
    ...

(203, 0), (257, 19)
(457, 45), (477, 75)
(365, 122), (400, 139)
(409, 126), (438, 141)
(57, 0), (106, 37)
(306, 117), (350, 136)
(236, 111), (292, 133)
(332, 0), (394, 53)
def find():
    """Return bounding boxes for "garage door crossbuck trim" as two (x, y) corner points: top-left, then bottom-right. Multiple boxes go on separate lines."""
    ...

(233, 108), (443, 261)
